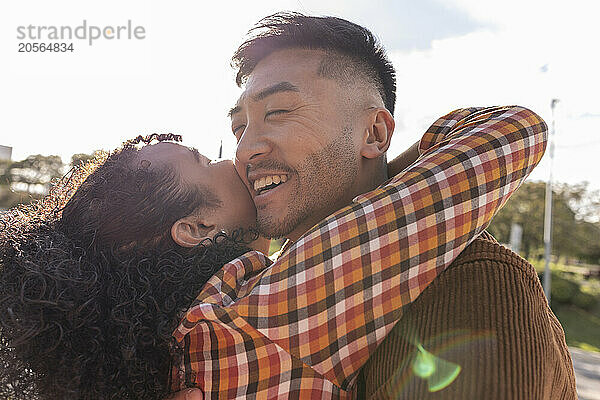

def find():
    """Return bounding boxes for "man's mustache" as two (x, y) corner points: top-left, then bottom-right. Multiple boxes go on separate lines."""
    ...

(246, 159), (295, 179)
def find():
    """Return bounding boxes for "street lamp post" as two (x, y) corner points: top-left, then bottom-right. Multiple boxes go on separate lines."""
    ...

(543, 99), (559, 302)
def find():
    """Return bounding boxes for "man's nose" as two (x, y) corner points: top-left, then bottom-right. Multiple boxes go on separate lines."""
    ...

(235, 124), (272, 166)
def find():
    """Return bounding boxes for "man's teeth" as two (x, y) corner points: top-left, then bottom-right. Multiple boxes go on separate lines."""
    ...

(254, 174), (288, 192)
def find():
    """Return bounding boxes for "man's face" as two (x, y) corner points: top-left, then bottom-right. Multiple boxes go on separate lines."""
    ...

(231, 49), (362, 240)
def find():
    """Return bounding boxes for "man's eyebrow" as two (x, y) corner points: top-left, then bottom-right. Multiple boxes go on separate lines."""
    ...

(252, 81), (299, 101)
(228, 105), (241, 118)
(228, 82), (300, 118)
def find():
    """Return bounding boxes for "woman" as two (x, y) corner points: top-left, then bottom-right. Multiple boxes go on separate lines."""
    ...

(1, 106), (546, 399)
(0, 133), (269, 399)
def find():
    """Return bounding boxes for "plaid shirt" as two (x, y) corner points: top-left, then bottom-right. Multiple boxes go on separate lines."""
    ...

(171, 106), (547, 399)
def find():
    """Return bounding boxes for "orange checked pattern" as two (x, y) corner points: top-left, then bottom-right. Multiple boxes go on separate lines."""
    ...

(171, 106), (548, 399)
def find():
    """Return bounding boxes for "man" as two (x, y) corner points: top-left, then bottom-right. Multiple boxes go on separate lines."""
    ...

(174, 13), (576, 399)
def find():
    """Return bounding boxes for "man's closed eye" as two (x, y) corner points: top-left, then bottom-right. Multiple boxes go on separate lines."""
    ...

(265, 109), (289, 118)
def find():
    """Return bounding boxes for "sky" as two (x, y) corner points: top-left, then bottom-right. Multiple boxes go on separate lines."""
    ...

(1, 0), (599, 190)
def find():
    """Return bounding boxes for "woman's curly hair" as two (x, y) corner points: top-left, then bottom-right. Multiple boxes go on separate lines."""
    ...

(0, 134), (255, 399)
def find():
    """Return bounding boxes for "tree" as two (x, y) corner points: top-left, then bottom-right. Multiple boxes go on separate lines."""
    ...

(8, 155), (64, 193)
(0, 151), (103, 210)
(488, 181), (545, 258)
(0, 155), (65, 209)
(488, 181), (600, 264)
(71, 151), (103, 168)
(574, 220), (600, 264)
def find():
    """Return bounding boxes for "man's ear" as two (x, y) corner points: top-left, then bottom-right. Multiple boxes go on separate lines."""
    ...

(360, 108), (395, 159)
(171, 215), (216, 248)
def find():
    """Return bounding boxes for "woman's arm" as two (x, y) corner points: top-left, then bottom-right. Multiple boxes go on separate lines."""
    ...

(173, 106), (547, 397)
(387, 140), (420, 177)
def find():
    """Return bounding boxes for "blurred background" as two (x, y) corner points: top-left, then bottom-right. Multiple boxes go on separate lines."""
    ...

(1, 0), (599, 397)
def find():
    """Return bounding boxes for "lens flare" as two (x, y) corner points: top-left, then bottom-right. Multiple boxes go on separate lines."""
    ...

(412, 343), (461, 392)
(379, 329), (496, 397)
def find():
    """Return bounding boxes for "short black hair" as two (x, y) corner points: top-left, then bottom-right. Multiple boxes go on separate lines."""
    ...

(232, 12), (397, 115)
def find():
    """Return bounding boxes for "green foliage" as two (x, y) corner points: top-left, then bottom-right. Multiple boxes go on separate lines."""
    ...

(9, 154), (64, 187)
(0, 151), (100, 209)
(70, 153), (95, 167)
(488, 181), (600, 264)
(573, 291), (597, 310)
(2, 154), (64, 198)
(537, 270), (599, 311)
(0, 154), (66, 209)
(488, 181), (545, 257)
(554, 305), (600, 353)
(71, 151), (104, 168)
(539, 264), (600, 352)
(268, 238), (286, 256)
(551, 274), (579, 304)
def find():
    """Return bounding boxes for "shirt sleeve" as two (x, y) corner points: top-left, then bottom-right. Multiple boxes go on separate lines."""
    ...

(172, 106), (547, 394)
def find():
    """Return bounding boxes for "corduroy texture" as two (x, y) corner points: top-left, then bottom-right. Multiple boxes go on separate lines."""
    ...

(358, 232), (577, 399)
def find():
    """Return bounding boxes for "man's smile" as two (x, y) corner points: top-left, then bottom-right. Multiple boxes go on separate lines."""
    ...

(252, 175), (292, 208)
(253, 174), (289, 195)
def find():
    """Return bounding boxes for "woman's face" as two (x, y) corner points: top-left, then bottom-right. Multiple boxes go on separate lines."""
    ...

(138, 142), (257, 234)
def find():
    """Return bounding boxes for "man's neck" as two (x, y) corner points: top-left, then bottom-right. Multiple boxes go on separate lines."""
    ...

(286, 165), (387, 242)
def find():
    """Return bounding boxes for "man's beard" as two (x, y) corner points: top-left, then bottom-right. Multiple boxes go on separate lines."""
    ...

(256, 127), (358, 239)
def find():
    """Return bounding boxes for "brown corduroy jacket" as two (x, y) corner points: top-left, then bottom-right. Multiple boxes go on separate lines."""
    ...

(356, 232), (577, 399)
